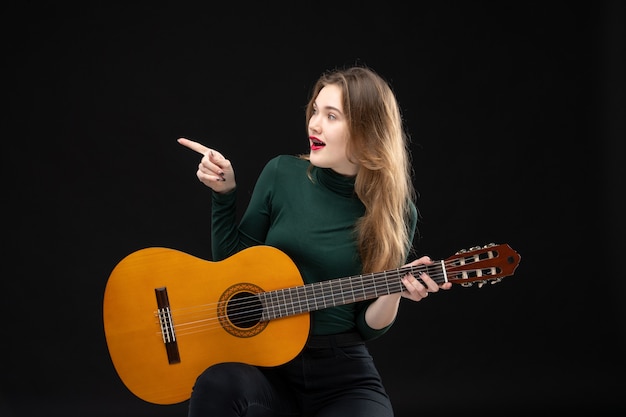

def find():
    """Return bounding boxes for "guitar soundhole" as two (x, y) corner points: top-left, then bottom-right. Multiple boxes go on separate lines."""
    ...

(227, 292), (262, 328)
(218, 283), (268, 338)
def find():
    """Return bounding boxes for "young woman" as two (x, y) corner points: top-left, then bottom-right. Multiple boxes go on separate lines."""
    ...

(178, 65), (451, 417)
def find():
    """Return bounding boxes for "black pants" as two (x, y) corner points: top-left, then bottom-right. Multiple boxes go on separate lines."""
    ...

(187, 334), (394, 417)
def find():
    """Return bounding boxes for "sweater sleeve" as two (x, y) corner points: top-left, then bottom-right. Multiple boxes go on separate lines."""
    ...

(210, 157), (278, 261)
(354, 200), (419, 341)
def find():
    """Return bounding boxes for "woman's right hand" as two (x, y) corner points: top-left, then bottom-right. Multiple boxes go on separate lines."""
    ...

(177, 138), (236, 193)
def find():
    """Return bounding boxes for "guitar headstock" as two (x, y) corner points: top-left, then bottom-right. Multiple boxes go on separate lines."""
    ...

(445, 243), (521, 287)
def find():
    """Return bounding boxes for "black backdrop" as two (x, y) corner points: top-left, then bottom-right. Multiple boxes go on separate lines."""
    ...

(4, 1), (625, 416)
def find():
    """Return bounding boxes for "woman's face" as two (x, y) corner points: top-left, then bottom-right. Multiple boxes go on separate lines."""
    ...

(308, 84), (358, 176)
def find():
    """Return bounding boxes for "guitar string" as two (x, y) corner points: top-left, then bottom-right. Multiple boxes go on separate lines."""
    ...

(167, 259), (502, 337)
(159, 257), (502, 338)
(162, 269), (432, 337)
(165, 256), (503, 337)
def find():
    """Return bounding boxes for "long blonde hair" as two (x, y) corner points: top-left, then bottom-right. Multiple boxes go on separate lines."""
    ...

(303, 66), (416, 273)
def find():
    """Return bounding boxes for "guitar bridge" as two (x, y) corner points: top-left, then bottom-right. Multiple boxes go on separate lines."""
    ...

(155, 287), (181, 364)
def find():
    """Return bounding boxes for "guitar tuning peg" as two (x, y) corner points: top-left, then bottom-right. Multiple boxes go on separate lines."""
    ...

(469, 246), (481, 251)
(490, 278), (503, 285)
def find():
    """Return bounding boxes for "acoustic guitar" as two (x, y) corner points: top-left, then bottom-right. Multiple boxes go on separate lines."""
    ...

(103, 243), (520, 405)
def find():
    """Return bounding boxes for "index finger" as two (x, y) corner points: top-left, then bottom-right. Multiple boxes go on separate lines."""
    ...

(178, 137), (209, 155)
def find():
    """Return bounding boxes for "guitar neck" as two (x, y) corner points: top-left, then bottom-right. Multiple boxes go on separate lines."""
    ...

(259, 242), (521, 321)
(260, 263), (440, 321)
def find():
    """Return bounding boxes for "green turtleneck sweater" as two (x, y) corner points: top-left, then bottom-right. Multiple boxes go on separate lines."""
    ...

(211, 155), (417, 340)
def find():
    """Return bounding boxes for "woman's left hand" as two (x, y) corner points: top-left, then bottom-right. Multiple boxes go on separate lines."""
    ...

(400, 256), (452, 301)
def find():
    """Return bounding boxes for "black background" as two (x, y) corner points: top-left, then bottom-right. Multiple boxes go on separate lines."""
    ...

(4, 1), (625, 416)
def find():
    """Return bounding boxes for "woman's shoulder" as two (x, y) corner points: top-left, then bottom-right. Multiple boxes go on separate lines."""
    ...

(256, 155), (310, 191)
(265, 154), (309, 171)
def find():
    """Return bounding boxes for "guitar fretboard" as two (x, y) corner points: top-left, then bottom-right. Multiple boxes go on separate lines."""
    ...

(259, 263), (445, 321)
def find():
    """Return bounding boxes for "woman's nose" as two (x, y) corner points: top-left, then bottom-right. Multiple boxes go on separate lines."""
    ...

(308, 116), (321, 133)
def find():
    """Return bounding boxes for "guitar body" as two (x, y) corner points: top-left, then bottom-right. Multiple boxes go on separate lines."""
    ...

(103, 246), (310, 405)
